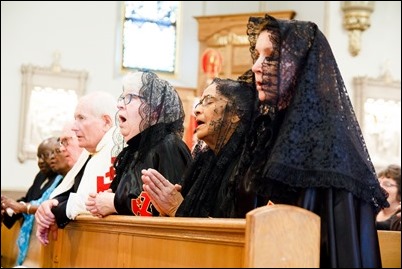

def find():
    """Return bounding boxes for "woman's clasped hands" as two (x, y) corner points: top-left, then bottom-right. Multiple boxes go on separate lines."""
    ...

(141, 168), (183, 217)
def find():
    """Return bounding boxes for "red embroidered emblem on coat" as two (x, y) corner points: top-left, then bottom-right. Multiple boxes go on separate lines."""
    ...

(131, 191), (153, 216)
(97, 157), (116, 192)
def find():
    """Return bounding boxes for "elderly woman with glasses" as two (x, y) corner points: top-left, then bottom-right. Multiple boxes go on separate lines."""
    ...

(141, 77), (258, 218)
(85, 71), (192, 217)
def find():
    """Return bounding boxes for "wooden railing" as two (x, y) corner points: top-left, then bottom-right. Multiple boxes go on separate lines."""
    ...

(2, 205), (321, 268)
(3, 208), (400, 268)
(44, 215), (246, 268)
(4, 209), (398, 268)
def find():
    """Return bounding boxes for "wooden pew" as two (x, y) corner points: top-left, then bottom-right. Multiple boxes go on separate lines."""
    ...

(4, 214), (399, 268)
(378, 230), (401, 268)
(244, 205), (320, 267)
(1, 220), (45, 268)
(43, 215), (245, 268)
(39, 205), (320, 268)
(3, 205), (320, 268)
(4, 206), (400, 268)
(1, 219), (21, 267)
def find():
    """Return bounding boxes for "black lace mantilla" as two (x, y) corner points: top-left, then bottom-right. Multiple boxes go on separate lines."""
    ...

(237, 14), (389, 212)
(111, 71), (186, 190)
(176, 78), (258, 217)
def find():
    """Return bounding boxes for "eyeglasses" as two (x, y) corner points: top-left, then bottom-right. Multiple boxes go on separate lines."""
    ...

(46, 148), (62, 158)
(194, 95), (216, 109)
(52, 148), (62, 155)
(194, 95), (230, 111)
(380, 181), (398, 188)
(118, 93), (144, 105)
(58, 136), (73, 147)
(37, 152), (52, 160)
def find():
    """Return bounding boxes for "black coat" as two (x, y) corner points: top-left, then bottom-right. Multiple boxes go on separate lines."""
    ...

(112, 133), (191, 216)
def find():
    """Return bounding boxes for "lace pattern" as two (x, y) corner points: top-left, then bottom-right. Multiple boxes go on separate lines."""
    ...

(112, 71), (186, 189)
(237, 14), (388, 212)
(176, 78), (257, 217)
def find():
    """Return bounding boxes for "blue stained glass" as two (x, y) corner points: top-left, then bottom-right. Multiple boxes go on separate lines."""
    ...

(121, 1), (179, 73)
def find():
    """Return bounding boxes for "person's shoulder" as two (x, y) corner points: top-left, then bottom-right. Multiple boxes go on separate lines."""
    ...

(164, 133), (190, 149)
(376, 217), (392, 230)
(30, 170), (50, 187)
(390, 214), (401, 231)
(34, 170), (48, 180)
(150, 133), (191, 156)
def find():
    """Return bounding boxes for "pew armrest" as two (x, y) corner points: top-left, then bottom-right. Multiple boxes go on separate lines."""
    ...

(244, 204), (321, 268)
(378, 230), (401, 268)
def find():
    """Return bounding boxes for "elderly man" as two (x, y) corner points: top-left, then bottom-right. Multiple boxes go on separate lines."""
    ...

(47, 122), (83, 178)
(35, 91), (118, 245)
(56, 120), (83, 168)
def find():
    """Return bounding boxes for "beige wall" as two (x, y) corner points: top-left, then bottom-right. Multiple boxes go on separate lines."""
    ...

(1, 1), (401, 191)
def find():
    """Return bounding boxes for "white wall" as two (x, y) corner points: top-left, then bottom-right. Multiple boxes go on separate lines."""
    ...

(1, 1), (401, 191)
(327, 1), (401, 89)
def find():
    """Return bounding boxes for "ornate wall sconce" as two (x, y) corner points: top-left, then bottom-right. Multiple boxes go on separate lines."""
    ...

(341, 1), (375, 56)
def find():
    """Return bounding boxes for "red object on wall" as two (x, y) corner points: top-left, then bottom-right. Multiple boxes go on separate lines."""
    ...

(184, 97), (199, 150)
(184, 113), (197, 150)
(201, 48), (223, 78)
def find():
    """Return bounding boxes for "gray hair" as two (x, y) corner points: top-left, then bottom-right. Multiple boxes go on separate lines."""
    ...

(79, 91), (117, 125)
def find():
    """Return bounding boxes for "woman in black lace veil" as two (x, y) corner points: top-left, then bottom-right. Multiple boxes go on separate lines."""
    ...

(235, 14), (389, 268)
(86, 71), (192, 217)
(142, 78), (258, 217)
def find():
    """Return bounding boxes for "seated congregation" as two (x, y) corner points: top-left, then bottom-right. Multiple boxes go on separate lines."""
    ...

(2, 13), (401, 269)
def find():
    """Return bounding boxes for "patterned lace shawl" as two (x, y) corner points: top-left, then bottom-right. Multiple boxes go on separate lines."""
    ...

(237, 14), (388, 212)
(176, 78), (257, 217)
(111, 71), (185, 189)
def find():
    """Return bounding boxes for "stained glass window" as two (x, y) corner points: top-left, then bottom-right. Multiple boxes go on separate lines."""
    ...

(121, 1), (179, 74)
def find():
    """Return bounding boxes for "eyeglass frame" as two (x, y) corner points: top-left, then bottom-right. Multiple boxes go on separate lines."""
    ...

(38, 148), (61, 159)
(118, 93), (145, 105)
(51, 148), (62, 156)
(58, 136), (73, 147)
(42, 148), (62, 159)
(194, 94), (231, 110)
(379, 181), (398, 188)
(37, 152), (52, 160)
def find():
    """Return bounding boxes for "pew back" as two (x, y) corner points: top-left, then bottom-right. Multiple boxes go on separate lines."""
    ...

(1, 219), (21, 267)
(377, 230), (401, 268)
(2, 206), (320, 268)
(44, 215), (246, 268)
(244, 205), (320, 268)
(1, 219), (43, 268)
(44, 205), (321, 268)
(10, 206), (400, 268)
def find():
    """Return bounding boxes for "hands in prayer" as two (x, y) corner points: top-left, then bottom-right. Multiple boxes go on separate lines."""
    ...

(141, 168), (183, 217)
